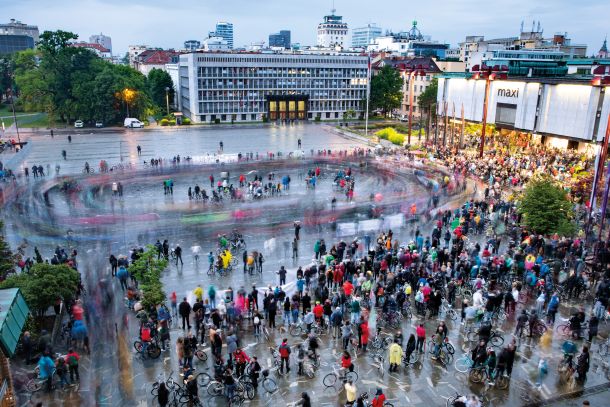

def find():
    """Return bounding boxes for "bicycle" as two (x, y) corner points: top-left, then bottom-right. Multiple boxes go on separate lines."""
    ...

(466, 329), (504, 347)
(134, 339), (161, 359)
(454, 354), (474, 373)
(439, 300), (458, 321)
(468, 365), (509, 389)
(26, 369), (56, 392)
(402, 350), (421, 368)
(322, 364), (358, 387)
(82, 167), (94, 174)
(194, 346), (208, 362)
(428, 335), (455, 355)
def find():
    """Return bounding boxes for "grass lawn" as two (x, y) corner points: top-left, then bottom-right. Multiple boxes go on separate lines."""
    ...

(18, 113), (49, 128)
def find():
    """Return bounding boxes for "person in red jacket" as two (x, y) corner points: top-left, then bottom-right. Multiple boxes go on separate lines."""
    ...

(278, 338), (291, 373)
(233, 347), (250, 377)
(313, 302), (324, 324)
(372, 388), (386, 407)
(359, 319), (369, 351)
(416, 323), (426, 352)
(343, 280), (354, 297)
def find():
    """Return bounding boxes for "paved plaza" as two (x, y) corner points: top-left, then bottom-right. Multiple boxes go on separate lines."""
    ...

(1, 124), (609, 406)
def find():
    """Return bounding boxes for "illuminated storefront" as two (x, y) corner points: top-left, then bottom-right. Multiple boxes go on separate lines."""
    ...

(437, 74), (610, 149)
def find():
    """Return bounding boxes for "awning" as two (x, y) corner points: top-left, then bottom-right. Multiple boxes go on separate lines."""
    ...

(0, 288), (29, 357)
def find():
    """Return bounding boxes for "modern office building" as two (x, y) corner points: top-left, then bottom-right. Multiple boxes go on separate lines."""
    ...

(89, 33), (112, 54)
(184, 40), (201, 51)
(212, 22), (234, 49)
(179, 52), (368, 123)
(0, 19), (39, 42)
(0, 19), (38, 54)
(467, 49), (568, 76)
(317, 10), (348, 48)
(269, 30), (291, 49)
(352, 24), (382, 49)
(437, 74), (610, 150)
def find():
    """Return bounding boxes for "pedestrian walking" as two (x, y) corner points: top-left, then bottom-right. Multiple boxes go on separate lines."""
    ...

(175, 245), (183, 265)
(66, 348), (80, 382)
(279, 338), (291, 373)
(179, 297), (192, 330)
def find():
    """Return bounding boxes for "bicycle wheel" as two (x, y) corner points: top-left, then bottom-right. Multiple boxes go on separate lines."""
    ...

(133, 340), (143, 352)
(496, 375), (509, 390)
(207, 381), (224, 396)
(496, 309), (507, 322)
(289, 324), (302, 336)
(26, 378), (42, 392)
(346, 371), (358, 382)
(490, 335), (504, 347)
(447, 309), (458, 321)
(454, 356), (472, 373)
(446, 343), (455, 355)
(469, 369), (484, 383)
(466, 330), (478, 342)
(440, 351), (451, 366)
(533, 323), (547, 336)
(384, 403), (394, 407)
(151, 382), (159, 396)
(427, 340), (435, 354)
(207, 266), (215, 276)
(197, 372), (212, 387)
(556, 324), (571, 336)
(304, 364), (315, 379)
(323, 373), (337, 387)
(195, 349), (207, 362)
(230, 395), (244, 407)
(147, 343), (161, 359)
(262, 377), (278, 393)
(408, 351), (420, 364)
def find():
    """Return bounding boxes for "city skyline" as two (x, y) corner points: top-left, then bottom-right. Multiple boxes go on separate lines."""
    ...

(2, 0), (608, 54)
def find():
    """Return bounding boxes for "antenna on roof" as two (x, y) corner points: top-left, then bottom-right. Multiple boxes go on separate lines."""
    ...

(520, 20), (524, 32)
(537, 21), (541, 32)
(531, 20), (535, 33)
(331, 0), (336, 14)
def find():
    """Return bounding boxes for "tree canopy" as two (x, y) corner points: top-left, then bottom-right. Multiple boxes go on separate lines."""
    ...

(148, 68), (174, 112)
(128, 245), (168, 309)
(11, 30), (154, 124)
(0, 221), (15, 280)
(517, 176), (576, 236)
(370, 66), (402, 116)
(418, 77), (438, 113)
(0, 263), (81, 320)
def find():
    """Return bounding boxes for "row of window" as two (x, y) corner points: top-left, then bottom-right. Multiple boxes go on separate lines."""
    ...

(196, 79), (366, 89)
(196, 67), (367, 77)
(199, 111), (346, 122)
(197, 101), (361, 114)
(191, 56), (366, 65)
(196, 89), (365, 100)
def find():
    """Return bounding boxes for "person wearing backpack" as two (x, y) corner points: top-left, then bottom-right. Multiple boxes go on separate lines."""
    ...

(66, 348), (80, 382)
(116, 266), (129, 291)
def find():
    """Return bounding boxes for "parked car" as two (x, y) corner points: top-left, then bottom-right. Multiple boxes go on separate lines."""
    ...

(123, 118), (144, 128)
(95, 121), (103, 128)
(74, 120), (84, 128)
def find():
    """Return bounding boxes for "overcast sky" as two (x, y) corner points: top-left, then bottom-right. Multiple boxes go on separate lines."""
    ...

(3, 0), (607, 54)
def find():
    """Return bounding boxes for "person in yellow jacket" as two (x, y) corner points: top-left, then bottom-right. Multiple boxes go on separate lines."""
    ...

(193, 285), (203, 302)
(388, 339), (403, 372)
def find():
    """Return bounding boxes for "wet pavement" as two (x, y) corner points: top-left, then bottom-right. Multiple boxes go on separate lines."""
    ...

(1, 124), (609, 406)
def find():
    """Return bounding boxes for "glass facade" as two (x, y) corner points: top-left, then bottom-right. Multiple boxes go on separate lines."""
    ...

(180, 53), (368, 123)
(0, 34), (34, 54)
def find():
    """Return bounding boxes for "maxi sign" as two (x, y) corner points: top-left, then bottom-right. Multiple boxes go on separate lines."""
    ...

(497, 88), (519, 98)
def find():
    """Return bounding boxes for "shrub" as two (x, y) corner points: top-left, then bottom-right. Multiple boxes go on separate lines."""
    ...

(182, 117), (191, 125)
(375, 127), (405, 145)
(169, 119), (176, 125)
(160, 118), (169, 126)
(214, 118), (221, 124)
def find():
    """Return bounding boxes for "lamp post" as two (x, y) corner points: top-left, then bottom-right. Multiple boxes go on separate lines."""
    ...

(165, 87), (170, 116)
(8, 87), (21, 144)
(406, 65), (426, 145)
(470, 64), (508, 158)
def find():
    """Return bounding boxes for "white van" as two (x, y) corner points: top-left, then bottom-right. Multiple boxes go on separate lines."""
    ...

(124, 118), (144, 128)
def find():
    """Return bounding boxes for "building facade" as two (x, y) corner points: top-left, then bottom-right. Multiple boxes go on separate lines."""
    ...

(89, 33), (112, 54)
(213, 22), (234, 49)
(0, 19), (38, 54)
(437, 75), (610, 150)
(317, 12), (348, 48)
(467, 49), (567, 76)
(0, 19), (38, 42)
(71, 42), (112, 60)
(351, 24), (382, 49)
(184, 40), (201, 51)
(269, 30), (291, 49)
(179, 52), (368, 123)
(367, 21), (448, 58)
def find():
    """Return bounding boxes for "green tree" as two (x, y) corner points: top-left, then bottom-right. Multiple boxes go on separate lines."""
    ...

(128, 245), (168, 309)
(517, 176), (576, 236)
(0, 221), (15, 279)
(0, 57), (14, 103)
(147, 68), (174, 112)
(0, 263), (80, 321)
(418, 77), (438, 117)
(370, 65), (402, 116)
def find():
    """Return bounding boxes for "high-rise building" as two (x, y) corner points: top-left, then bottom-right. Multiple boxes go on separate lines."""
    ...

(0, 19), (38, 54)
(89, 33), (112, 54)
(269, 30), (291, 49)
(184, 40), (201, 51)
(351, 24), (382, 49)
(213, 22), (234, 49)
(317, 10), (348, 48)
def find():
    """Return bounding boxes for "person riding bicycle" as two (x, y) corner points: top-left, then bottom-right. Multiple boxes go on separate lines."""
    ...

(341, 350), (354, 373)
(371, 388), (386, 407)
(84, 162), (90, 173)
(308, 333), (319, 358)
(140, 325), (153, 354)
(471, 340), (487, 368)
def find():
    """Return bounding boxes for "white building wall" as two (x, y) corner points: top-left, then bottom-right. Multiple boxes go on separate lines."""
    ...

(537, 84), (597, 140)
(597, 90), (610, 142)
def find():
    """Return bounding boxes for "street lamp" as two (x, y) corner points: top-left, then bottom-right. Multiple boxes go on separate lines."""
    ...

(470, 64), (508, 158)
(7, 87), (21, 144)
(404, 65), (426, 145)
(165, 87), (171, 116)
